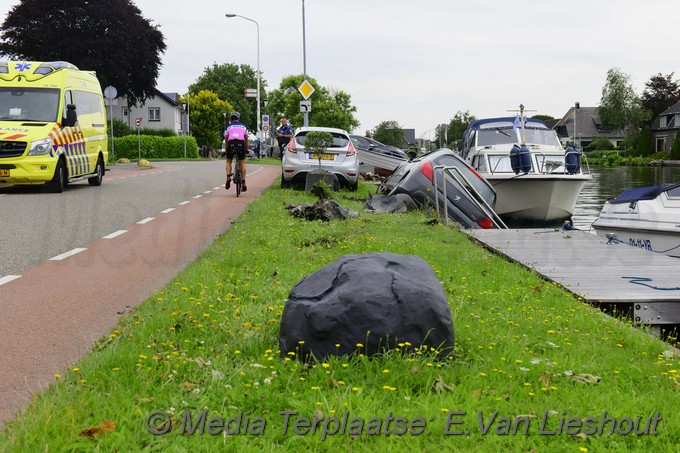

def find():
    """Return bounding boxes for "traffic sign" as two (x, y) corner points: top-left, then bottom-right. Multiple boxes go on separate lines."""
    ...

(135, 117), (142, 127)
(298, 79), (315, 100)
(263, 124), (270, 133)
(244, 88), (257, 98)
(103, 85), (117, 100)
(300, 100), (311, 112)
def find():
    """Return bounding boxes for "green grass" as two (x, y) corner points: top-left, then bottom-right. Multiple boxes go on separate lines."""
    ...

(1, 178), (679, 452)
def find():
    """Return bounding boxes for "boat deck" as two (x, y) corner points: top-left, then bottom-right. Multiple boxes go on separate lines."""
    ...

(464, 228), (680, 327)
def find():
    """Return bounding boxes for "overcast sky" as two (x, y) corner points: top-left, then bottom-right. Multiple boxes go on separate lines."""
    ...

(2, 0), (679, 137)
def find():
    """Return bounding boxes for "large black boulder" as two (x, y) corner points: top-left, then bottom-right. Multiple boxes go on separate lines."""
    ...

(278, 252), (454, 361)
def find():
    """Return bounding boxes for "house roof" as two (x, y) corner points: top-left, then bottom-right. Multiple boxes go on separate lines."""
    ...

(554, 106), (625, 140)
(651, 100), (680, 131)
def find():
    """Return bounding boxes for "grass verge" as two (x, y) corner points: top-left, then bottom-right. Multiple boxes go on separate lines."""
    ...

(1, 178), (678, 452)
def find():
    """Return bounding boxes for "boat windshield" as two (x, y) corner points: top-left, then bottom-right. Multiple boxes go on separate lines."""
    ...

(522, 128), (561, 146)
(477, 126), (561, 147)
(0, 87), (61, 122)
(477, 128), (517, 146)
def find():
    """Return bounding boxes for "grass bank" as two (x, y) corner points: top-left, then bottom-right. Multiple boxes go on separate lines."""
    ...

(1, 177), (678, 452)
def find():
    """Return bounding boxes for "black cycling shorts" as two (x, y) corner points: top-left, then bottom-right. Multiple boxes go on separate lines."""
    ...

(226, 140), (246, 160)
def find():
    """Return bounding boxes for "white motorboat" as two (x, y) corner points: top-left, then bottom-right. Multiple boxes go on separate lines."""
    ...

(461, 110), (592, 225)
(356, 148), (406, 173)
(592, 183), (680, 257)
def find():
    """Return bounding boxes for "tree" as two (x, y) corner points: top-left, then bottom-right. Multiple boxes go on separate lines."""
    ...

(640, 72), (680, 124)
(671, 130), (680, 160)
(597, 68), (649, 154)
(0, 0), (165, 106)
(189, 63), (265, 132)
(266, 75), (359, 132)
(303, 131), (334, 173)
(373, 121), (406, 148)
(445, 110), (476, 150)
(186, 90), (233, 149)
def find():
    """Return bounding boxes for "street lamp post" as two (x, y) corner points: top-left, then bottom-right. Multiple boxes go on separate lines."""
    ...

(225, 13), (260, 138)
(301, 0), (308, 127)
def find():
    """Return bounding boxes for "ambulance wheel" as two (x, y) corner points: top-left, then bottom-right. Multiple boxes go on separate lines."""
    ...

(89, 156), (104, 186)
(46, 159), (66, 193)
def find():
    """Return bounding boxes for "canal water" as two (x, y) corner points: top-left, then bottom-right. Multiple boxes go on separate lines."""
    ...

(571, 166), (680, 230)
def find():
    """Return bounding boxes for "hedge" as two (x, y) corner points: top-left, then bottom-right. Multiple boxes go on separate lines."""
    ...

(112, 135), (199, 160)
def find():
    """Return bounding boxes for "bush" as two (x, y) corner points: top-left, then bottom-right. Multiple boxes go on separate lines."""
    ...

(140, 128), (176, 137)
(108, 118), (134, 138)
(635, 126), (653, 157)
(587, 137), (615, 151)
(671, 131), (680, 160)
(113, 135), (198, 160)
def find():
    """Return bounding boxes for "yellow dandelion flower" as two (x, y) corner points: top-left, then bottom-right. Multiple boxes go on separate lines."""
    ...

(54, 374), (61, 380)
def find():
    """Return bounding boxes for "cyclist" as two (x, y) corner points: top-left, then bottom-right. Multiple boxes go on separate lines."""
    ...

(224, 111), (248, 192)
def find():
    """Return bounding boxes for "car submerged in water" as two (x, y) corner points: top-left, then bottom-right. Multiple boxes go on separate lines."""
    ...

(377, 149), (503, 229)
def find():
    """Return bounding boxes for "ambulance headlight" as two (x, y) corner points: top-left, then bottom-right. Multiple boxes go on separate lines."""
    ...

(28, 138), (53, 156)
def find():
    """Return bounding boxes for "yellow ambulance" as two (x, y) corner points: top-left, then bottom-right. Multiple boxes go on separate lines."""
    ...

(0, 61), (108, 192)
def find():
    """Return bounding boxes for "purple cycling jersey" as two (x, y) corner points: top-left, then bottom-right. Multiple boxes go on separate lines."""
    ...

(226, 121), (248, 141)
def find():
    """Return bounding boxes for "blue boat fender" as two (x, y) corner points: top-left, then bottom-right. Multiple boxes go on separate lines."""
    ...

(565, 146), (581, 174)
(510, 144), (532, 174)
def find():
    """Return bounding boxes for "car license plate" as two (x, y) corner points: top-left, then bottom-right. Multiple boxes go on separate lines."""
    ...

(309, 153), (334, 160)
(0, 169), (8, 177)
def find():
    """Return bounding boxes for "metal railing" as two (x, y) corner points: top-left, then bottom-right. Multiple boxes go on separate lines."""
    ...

(432, 165), (507, 229)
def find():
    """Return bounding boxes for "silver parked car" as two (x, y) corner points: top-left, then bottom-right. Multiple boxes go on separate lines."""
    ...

(281, 127), (360, 190)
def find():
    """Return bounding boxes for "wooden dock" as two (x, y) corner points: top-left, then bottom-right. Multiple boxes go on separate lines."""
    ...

(465, 229), (680, 327)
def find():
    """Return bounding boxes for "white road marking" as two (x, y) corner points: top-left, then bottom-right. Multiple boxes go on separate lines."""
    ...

(161, 208), (175, 214)
(103, 230), (127, 239)
(0, 275), (21, 286)
(193, 195), (202, 199)
(137, 217), (155, 225)
(50, 248), (87, 261)
(179, 201), (191, 206)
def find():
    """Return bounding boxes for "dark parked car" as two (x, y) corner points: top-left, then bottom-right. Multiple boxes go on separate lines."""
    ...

(349, 135), (407, 159)
(377, 149), (499, 229)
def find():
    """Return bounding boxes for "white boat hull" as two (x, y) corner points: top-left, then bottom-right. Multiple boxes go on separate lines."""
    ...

(485, 174), (589, 223)
(356, 149), (405, 172)
(592, 188), (680, 257)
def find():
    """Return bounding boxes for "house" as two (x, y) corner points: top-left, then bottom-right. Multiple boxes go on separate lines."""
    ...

(105, 89), (188, 135)
(650, 100), (680, 152)
(553, 106), (625, 149)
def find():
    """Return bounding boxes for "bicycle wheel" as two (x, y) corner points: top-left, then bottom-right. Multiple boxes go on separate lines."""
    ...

(234, 159), (242, 197)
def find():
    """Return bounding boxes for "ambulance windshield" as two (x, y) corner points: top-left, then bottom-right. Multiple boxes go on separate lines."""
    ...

(0, 87), (60, 122)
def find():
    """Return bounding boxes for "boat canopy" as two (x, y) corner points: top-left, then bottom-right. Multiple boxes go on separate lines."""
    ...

(609, 183), (680, 203)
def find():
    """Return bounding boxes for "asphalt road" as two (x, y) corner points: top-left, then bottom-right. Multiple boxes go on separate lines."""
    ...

(0, 161), (239, 278)
(0, 160), (280, 426)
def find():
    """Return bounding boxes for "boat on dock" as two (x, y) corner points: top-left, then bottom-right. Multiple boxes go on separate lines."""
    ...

(592, 183), (680, 257)
(350, 135), (406, 176)
(461, 107), (591, 225)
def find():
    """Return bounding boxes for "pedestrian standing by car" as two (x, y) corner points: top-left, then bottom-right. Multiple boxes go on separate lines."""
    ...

(224, 111), (248, 192)
(276, 117), (293, 160)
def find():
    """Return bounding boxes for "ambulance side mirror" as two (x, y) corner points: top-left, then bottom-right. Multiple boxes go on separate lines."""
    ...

(63, 104), (77, 127)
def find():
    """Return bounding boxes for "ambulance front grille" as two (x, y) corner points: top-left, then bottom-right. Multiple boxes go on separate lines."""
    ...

(0, 141), (27, 158)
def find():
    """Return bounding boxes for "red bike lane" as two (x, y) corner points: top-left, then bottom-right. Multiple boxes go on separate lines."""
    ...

(0, 164), (280, 426)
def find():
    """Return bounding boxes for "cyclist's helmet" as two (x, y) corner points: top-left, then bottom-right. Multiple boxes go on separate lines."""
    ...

(230, 111), (241, 120)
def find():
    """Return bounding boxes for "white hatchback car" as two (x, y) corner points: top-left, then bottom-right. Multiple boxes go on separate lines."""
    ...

(281, 126), (360, 190)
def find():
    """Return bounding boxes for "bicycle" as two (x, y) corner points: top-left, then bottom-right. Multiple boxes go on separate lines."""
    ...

(233, 152), (243, 197)
(228, 141), (244, 197)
